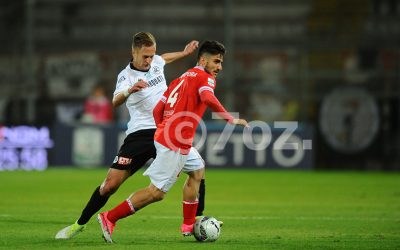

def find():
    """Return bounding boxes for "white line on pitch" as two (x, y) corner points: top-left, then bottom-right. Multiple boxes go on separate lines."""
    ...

(143, 215), (399, 222)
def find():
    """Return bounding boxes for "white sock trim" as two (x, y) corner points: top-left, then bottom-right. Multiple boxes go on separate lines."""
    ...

(126, 199), (136, 213)
(183, 200), (199, 205)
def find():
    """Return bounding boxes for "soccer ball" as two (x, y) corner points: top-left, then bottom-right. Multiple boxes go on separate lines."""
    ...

(193, 216), (221, 242)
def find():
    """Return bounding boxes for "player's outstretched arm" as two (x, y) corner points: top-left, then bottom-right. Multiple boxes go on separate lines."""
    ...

(200, 90), (233, 121)
(112, 80), (149, 107)
(161, 40), (199, 64)
(200, 90), (249, 128)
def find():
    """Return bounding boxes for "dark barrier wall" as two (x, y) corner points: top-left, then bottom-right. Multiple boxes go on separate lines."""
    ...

(49, 122), (314, 170)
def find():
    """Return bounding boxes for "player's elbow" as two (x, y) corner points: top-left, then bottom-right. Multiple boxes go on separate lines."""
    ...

(112, 96), (123, 107)
(112, 101), (119, 108)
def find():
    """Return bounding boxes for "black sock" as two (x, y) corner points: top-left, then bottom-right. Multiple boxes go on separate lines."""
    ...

(77, 186), (110, 225)
(196, 179), (205, 216)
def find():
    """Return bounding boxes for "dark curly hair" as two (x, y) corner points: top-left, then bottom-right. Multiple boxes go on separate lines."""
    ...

(197, 40), (225, 60)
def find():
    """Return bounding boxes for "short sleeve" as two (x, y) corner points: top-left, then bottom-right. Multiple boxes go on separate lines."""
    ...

(113, 71), (130, 96)
(153, 55), (166, 68)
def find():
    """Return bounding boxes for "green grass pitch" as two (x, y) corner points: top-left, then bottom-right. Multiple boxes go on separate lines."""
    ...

(0, 168), (399, 249)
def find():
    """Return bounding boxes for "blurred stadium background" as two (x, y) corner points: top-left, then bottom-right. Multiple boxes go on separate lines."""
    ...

(0, 0), (399, 171)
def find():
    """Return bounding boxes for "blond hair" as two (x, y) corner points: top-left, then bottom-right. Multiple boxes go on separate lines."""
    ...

(132, 32), (156, 49)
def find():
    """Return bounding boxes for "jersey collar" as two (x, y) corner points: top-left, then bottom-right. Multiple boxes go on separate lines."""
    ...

(194, 66), (205, 71)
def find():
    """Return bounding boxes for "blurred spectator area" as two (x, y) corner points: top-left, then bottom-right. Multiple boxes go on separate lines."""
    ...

(0, 0), (399, 169)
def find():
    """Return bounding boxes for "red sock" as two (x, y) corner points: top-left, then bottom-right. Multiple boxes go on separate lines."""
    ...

(107, 199), (135, 224)
(182, 200), (199, 225)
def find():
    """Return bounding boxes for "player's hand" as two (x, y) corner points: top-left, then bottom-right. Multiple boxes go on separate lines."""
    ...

(232, 118), (249, 128)
(183, 40), (199, 56)
(129, 80), (149, 93)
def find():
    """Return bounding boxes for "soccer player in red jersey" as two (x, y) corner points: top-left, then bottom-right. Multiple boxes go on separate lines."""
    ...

(97, 40), (248, 243)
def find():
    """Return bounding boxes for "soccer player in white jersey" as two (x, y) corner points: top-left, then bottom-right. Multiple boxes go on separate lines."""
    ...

(55, 32), (207, 240)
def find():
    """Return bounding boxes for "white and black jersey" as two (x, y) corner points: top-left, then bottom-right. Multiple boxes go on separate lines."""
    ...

(114, 55), (167, 135)
(111, 55), (204, 179)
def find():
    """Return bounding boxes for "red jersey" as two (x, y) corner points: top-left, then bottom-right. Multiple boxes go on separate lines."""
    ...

(153, 66), (233, 154)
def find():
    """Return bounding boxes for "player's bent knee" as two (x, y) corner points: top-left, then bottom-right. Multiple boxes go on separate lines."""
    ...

(154, 192), (165, 202)
(189, 168), (205, 182)
(148, 185), (165, 202)
(100, 182), (120, 196)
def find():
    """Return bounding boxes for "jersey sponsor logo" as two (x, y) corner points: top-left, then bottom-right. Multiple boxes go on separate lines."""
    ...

(164, 110), (174, 116)
(148, 75), (164, 87)
(116, 156), (132, 165)
(207, 77), (215, 87)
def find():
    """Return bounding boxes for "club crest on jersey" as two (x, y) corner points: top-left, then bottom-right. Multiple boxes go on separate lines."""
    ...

(207, 77), (215, 87)
(152, 66), (161, 75)
(114, 156), (132, 165)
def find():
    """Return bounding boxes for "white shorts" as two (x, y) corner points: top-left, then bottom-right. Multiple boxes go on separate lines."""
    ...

(184, 147), (205, 173)
(143, 142), (204, 192)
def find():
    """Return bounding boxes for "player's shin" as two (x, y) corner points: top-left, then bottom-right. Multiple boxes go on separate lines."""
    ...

(78, 186), (110, 225)
(196, 179), (205, 216)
